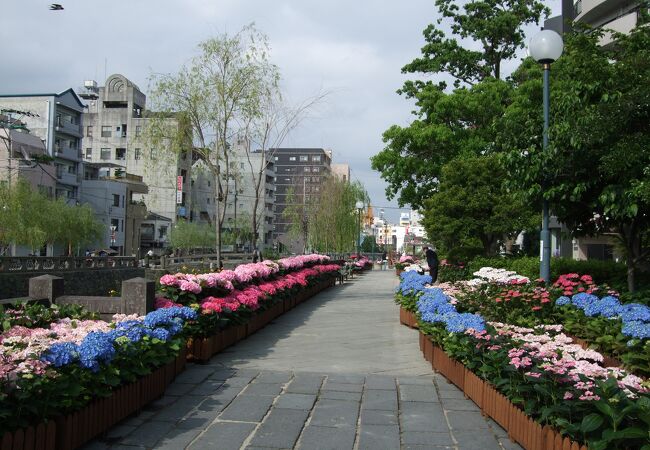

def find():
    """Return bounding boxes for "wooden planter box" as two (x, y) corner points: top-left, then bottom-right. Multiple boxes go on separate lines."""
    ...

(399, 307), (419, 329)
(1, 349), (186, 450)
(463, 368), (484, 409)
(432, 346), (464, 390)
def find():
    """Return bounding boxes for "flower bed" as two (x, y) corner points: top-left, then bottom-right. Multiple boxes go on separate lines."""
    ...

(0, 306), (195, 445)
(155, 255), (341, 362)
(397, 271), (650, 450)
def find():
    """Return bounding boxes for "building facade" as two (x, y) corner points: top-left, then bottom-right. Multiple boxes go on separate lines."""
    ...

(78, 74), (193, 232)
(0, 89), (85, 203)
(331, 163), (350, 182)
(270, 148), (332, 246)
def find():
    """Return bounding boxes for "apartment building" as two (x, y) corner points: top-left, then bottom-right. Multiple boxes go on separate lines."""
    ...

(78, 74), (195, 245)
(0, 89), (85, 203)
(271, 148), (332, 246)
(331, 163), (351, 182)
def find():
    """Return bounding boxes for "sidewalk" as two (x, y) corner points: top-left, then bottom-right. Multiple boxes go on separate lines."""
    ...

(83, 271), (520, 450)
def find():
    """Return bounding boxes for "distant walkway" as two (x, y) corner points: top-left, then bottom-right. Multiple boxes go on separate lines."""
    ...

(84, 271), (519, 450)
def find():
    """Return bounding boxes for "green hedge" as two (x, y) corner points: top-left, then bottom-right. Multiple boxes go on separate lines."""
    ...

(466, 257), (631, 289)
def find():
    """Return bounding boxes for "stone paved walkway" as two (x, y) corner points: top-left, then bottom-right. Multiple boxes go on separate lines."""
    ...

(83, 270), (522, 450)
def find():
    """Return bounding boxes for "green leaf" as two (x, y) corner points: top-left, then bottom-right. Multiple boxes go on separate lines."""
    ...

(581, 413), (604, 433)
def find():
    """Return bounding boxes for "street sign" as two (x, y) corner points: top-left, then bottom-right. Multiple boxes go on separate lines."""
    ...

(176, 190), (183, 204)
(176, 175), (183, 190)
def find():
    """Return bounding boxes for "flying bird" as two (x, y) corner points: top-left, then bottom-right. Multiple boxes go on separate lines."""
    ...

(49, 4), (64, 10)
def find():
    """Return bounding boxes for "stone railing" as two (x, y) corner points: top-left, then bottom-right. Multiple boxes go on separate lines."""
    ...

(0, 256), (139, 273)
(151, 253), (251, 270)
(0, 275), (154, 320)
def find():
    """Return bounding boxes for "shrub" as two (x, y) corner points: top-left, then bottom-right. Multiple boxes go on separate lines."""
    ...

(445, 246), (484, 265)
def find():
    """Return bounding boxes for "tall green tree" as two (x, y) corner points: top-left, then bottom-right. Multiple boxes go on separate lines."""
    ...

(371, 0), (548, 208)
(422, 154), (537, 256)
(501, 26), (650, 291)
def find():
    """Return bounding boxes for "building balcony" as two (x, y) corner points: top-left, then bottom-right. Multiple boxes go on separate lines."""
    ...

(599, 10), (639, 45)
(54, 121), (82, 138)
(56, 171), (80, 187)
(575, 0), (635, 26)
(54, 145), (82, 162)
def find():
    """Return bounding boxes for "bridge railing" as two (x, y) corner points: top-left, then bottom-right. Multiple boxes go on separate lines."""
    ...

(0, 256), (139, 273)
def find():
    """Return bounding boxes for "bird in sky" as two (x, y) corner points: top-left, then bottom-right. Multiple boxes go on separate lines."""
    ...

(49, 3), (64, 10)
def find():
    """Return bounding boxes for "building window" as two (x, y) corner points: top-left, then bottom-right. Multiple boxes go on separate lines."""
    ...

(312, 155), (321, 162)
(289, 156), (296, 161)
(85, 148), (92, 159)
(299, 155), (308, 162)
(116, 148), (126, 160)
(67, 164), (76, 174)
(159, 226), (168, 239)
(304, 166), (311, 172)
(100, 148), (111, 160)
(207, 198), (210, 204)
(101, 126), (111, 137)
(135, 125), (142, 137)
(150, 148), (155, 159)
(313, 167), (320, 173)
(121, 124), (127, 137)
(86, 126), (93, 137)
(274, 156), (279, 161)
(113, 194), (120, 207)
(134, 148), (141, 160)
(240, 162), (245, 169)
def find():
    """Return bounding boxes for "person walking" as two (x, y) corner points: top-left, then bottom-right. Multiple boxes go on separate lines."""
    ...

(252, 248), (262, 263)
(381, 251), (387, 270)
(424, 245), (439, 283)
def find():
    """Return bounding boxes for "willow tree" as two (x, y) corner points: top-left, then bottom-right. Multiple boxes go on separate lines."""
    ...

(148, 24), (279, 266)
(307, 178), (369, 253)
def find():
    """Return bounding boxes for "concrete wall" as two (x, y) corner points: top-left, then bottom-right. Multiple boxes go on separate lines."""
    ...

(0, 267), (144, 299)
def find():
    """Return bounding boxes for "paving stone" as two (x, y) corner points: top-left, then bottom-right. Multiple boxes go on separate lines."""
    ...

(398, 376), (435, 386)
(322, 382), (363, 393)
(357, 424), (400, 450)
(152, 395), (201, 422)
(207, 367), (237, 381)
(189, 422), (256, 450)
(308, 398), (360, 428)
(453, 431), (502, 450)
(78, 441), (109, 450)
(249, 408), (310, 448)
(222, 375), (257, 388)
(107, 445), (147, 450)
(487, 418), (508, 437)
(174, 367), (216, 384)
(364, 375), (396, 390)
(156, 426), (203, 449)
(400, 431), (454, 446)
(255, 370), (293, 383)
(105, 424), (136, 439)
(119, 410), (156, 428)
(437, 388), (466, 399)
(446, 410), (490, 431)
(433, 374), (457, 389)
(220, 394), (275, 422)
(440, 397), (480, 411)
(164, 381), (197, 396)
(187, 379), (227, 396)
(399, 402), (448, 432)
(359, 409), (398, 426)
(319, 390), (362, 402)
(274, 393), (317, 410)
(286, 376), (324, 394)
(399, 384), (438, 402)
(297, 425), (356, 450)
(326, 374), (365, 384)
(242, 382), (284, 396)
(499, 437), (525, 450)
(147, 395), (178, 409)
(177, 387), (241, 429)
(362, 389), (398, 410)
(402, 445), (454, 450)
(121, 420), (173, 447)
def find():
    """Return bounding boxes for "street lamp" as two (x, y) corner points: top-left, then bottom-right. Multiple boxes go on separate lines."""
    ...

(530, 29), (563, 283)
(355, 201), (364, 256)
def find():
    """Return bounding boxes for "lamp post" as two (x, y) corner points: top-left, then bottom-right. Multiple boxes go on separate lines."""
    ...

(355, 201), (364, 256)
(530, 29), (563, 283)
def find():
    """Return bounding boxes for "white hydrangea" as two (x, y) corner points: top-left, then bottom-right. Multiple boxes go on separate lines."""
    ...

(467, 267), (529, 286)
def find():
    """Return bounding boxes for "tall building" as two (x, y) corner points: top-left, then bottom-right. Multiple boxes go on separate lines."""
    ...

(271, 148), (332, 247)
(546, 1), (644, 44)
(223, 143), (276, 251)
(0, 89), (85, 203)
(331, 163), (350, 182)
(78, 74), (196, 249)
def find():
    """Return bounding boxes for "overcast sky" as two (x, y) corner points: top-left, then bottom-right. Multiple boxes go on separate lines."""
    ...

(1, 0), (560, 222)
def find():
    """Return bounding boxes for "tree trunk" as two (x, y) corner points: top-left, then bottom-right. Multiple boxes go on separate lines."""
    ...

(620, 221), (640, 293)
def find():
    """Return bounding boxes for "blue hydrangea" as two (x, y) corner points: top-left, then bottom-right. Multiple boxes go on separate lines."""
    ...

(397, 272), (432, 295)
(143, 306), (197, 328)
(113, 320), (146, 343)
(417, 288), (454, 315)
(78, 332), (117, 372)
(41, 342), (79, 367)
(621, 321), (650, 339)
(583, 296), (623, 318)
(555, 296), (571, 306)
(148, 328), (171, 341)
(619, 304), (650, 323)
(571, 293), (598, 309)
(443, 313), (486, 333)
